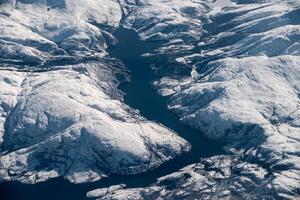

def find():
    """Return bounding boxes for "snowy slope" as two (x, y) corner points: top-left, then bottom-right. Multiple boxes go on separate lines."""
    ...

(0, 0), (190, 184)
(0, 0), (300, 199)
(87, 0), (300, 199)
(120, 0), (211, 42)
(142, 0), (300, 198)
(0, 0), (121, 65)
(87, 155), (276, 199)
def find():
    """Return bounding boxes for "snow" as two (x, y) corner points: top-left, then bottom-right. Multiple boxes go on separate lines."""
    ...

(1, 0), (300, 198)
(121, 0), (211, 42)
(209, 0), (236, 15)
(0, 0), (121, 64)
(0, 0), (191, 184)
(0, 64), (189, 184)
(87, 155), (276, 200)
(147, 0), (300, 198)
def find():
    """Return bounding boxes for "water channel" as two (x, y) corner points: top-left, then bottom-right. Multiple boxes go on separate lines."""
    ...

(0, 27), (224, 200)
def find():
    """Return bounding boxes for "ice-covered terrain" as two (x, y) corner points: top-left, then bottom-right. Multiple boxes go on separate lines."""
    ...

(87, 155), (275, 199)
(0, 64), (190, 184)
(0, 0), (121, 65)
(0, 0), (190, 184)
(120, 0), (211, 42)
(88, 0), (300, 199)
(1, 0), (300, 199)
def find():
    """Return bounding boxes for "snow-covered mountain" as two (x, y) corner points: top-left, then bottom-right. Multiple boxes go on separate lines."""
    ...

(0, 0), (299, 199)
(0, 0), (190, 184)
(87, 155), (275, 199)
(149, 1), (300, 198)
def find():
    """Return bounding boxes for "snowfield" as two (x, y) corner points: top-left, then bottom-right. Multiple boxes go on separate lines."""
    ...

(87, 155), (276, 199)
(1, 0), (300, 199)
(0, 64), (189, 184)
(146, 0), (300, 198)
(89, 0), (299, 199)
(0, 0), (121, 65)
(0, 0), (190, 184)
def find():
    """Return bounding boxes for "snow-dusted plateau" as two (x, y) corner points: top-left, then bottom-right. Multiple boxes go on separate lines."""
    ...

(0, 0), (299, 199)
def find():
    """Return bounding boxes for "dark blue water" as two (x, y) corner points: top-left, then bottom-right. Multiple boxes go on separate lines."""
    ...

(0, 27), (224, 200)
(109, 27), (224, 163)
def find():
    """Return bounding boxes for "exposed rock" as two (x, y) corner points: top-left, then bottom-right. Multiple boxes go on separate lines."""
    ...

(87, 155), (288, 200)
